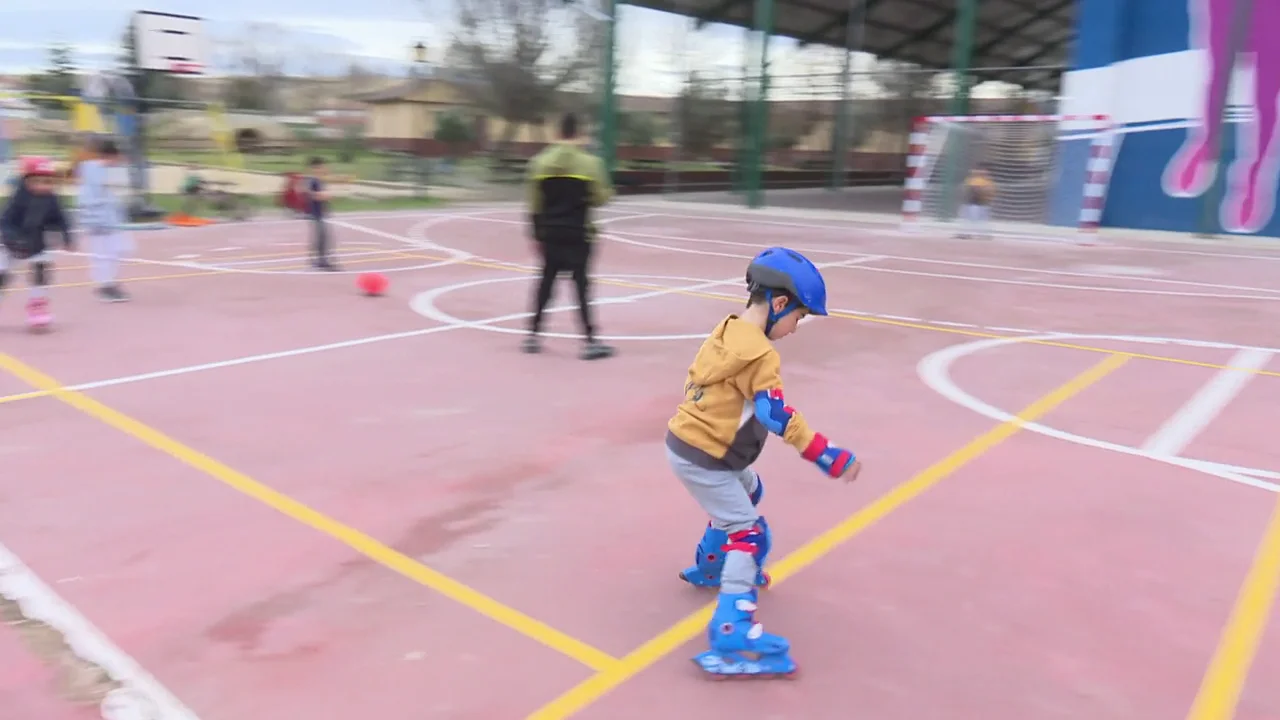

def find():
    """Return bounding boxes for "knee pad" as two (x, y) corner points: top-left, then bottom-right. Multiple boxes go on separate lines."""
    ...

(749, 474), (764, 506)
(725, 515), (772, 568)
(31, 261), (49, 287)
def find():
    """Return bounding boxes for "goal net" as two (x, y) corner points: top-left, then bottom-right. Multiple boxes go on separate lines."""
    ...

(901, 114), (1116, 242)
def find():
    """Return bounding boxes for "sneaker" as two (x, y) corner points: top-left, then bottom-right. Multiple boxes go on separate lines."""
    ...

(25, 297), (51, 330)
(314, 258), (341, 272)
(98, 285), (130, 303)
(580, 341), (615, 360)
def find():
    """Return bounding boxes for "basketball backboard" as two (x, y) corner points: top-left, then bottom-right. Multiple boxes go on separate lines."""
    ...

(133, 11), (208, 74)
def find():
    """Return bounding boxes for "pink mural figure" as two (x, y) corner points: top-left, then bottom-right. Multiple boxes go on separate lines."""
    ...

(1163, 0), (1280, 233)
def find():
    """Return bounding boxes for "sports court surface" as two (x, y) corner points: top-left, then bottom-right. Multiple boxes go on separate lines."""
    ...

(1, 199), (1279, 720)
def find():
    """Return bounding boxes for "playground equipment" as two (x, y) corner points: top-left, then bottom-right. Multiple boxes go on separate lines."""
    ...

(78, 69), (163, 221)
(0, 90), (105, 188)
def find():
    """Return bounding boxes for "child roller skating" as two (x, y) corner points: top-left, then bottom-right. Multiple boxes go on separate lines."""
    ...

(0, 156), (73, 331)
(665, 247), (862, 678)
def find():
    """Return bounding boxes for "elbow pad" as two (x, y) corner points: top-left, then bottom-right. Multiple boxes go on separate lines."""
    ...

(752, 389), (795, 436)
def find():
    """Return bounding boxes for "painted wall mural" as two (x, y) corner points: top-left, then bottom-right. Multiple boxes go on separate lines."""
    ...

(1162, 0), (1280, 233)
(1058, 0), (1280, 237)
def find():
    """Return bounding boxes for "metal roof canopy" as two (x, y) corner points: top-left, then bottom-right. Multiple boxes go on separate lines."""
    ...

(624, 0), (1074, 89)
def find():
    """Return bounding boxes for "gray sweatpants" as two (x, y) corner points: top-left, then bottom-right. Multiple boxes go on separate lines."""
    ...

(667, 445), (761, 595)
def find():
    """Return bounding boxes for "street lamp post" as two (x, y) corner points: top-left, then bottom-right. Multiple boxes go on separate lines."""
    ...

(411, 40), (428, 77)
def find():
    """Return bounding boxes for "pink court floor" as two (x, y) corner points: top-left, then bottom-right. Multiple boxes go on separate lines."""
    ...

(1, 201), (1279, 720)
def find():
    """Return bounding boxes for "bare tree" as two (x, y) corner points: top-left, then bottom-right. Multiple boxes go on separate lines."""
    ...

(870, 59), (935, 151)
(440, 0), (607, 149)
(220, 23), (290, 112)
(674, 71), (737, 157)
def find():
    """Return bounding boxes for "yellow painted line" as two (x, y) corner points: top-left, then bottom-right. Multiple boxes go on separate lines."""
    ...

(1186, 498), (1280, 720)
(0, 352), (620, 673)
(0, 250), (448, 295)
(12, 226), (1271, 380)
(526, 352), (1130, 720)
(650, 286), (1280, 380)
(55, 248), (308, 273)
(0, 267), (229, 294)
(368, 247), (1280, 379)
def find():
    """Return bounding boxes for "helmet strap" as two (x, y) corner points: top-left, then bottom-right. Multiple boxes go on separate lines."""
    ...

(762, 289), (798, 336)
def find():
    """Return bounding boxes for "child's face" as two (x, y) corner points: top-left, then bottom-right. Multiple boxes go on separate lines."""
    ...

(312, 164), (328, 177)
(766, 295), (809, 340)
(25, 175), (56, 194)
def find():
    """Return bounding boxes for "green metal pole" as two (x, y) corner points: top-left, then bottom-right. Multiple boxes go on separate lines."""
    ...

(598, 0), (619, 178)
(735, 29), (750, 193)
(948, 0), (977, 115)
(745, 0), (775, 208)
(942, 0), (978, 219)
(830, 0), (865, 190)
(1199, 0), (1252, 236)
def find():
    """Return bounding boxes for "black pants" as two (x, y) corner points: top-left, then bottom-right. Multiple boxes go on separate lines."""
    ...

(530, 241), (594, 342)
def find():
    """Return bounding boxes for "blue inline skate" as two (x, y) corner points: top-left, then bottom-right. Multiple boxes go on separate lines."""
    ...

(693, 589), (797, 678)
(679, 479), (771, 589)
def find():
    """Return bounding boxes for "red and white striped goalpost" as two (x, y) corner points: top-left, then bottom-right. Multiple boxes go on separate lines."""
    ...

(901, 113), (1117, 244)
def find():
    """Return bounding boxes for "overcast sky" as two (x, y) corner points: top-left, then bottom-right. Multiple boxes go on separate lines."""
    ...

(0, 0), (873, 97)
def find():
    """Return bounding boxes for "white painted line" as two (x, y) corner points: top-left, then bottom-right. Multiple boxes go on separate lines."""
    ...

(218, 248), (417, 267)
(916, 332), (1280, 495)
(592, 255), (882, 305)
(107, 213), (480, 277)
(4, 270), (728, 397)
(0, 542), (200, 720)
(399, 211), (1280, 299)
(604, 203), (1280, 262)
(1141, 348), (1273, 456)
(588, 224), (1280, 300)
(411, 273), (732, 340)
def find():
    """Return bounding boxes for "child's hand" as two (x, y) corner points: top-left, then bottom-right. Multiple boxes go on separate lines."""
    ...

(840, 459), (862, 484)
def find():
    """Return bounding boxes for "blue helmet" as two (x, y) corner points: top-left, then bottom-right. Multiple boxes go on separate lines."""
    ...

(746, 247), (828, 317)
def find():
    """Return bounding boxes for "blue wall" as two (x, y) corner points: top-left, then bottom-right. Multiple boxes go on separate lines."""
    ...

(1057, 0), (1280, 237)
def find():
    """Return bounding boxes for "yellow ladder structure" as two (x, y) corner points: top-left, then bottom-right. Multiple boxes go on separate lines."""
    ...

(205, 102), (244, 169)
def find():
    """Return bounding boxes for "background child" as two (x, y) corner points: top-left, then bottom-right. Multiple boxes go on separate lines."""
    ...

(0, 156), (73, 329)
(305, 157), (337, 270)
(666, 246), (862, 677)
(180, 165), (205, 217)
(959, 165), (994, 239)
(76, 139), (132, 302)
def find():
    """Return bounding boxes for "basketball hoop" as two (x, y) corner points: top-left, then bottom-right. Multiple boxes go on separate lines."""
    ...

(168, 62), (204, 75)
(134, 11), (208, 75)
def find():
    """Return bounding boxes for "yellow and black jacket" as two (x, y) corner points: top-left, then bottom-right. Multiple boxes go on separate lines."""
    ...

(666, 314), (825, 471)
(525, 142), (613, 244)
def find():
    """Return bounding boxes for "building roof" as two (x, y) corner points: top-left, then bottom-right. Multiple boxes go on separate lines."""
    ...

(627, 0), (1073, 89)
(347, 68), (488, 104)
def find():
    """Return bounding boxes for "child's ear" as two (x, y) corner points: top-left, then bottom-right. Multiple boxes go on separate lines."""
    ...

(772, 294), (790, 314)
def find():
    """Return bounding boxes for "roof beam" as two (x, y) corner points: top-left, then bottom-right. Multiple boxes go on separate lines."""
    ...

(878, 9), (956, 58)
(796, 0), (886, 47)
(1011, 32), (1071, 66)
(694, 0), (753, 29)
(972, 0), (1073, 58)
